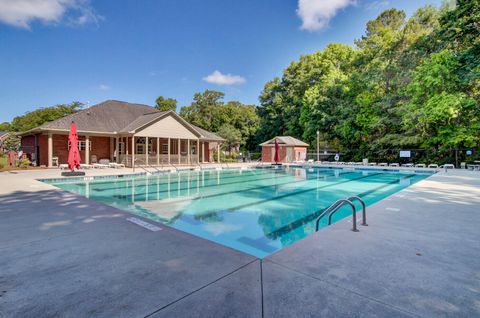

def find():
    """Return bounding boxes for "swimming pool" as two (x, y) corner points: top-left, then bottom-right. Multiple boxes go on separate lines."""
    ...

(44, 167), (432, 258)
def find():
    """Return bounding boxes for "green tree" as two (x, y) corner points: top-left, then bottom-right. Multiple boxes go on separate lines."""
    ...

(404, 49), (479, 148)
(155, 96), (177, 112)
(217, 124), (242, 154)
(3, 134), (21, 152)
(180, 90), (260, 150)
(255, 2), (480, 162)
(0, 122), (11, 131)
(10, 102), (83, 132)
(180, 90), (225, 128)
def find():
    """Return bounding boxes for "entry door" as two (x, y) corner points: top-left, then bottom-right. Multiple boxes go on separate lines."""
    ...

(286, 147), (293, 162)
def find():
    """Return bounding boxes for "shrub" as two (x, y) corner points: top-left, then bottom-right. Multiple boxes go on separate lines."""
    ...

(18, 158), (31, 168)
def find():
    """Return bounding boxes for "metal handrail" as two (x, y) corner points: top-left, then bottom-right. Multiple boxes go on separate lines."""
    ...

(315, 199), (359, 232)
(134, 158), (162, 174)
(347, 196), (368, 226)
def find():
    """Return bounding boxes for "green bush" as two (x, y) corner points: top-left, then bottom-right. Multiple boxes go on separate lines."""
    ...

(18, 158), (31, 168)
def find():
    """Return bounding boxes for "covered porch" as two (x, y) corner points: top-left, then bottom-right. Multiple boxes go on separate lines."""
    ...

(115, 136), (221, 167)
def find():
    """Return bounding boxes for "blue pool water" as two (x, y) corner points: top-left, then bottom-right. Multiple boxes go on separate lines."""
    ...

(44, 167), (432, 258)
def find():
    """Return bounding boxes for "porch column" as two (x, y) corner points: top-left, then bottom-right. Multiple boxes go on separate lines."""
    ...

(145, 136), (149, 165)
(85, 135), (90, 164)
(197, 139), (200, 163)
(115, 137), (120, 163)
(187, 139), (190, 165)
(217, 143), (220, 163)
(178, 138), (181, 164)
(201, 142), (204, 163)
(167, 138), (171, 164)
(156, 138), (160, 166)
(109, 137), (114, 161)
(47, 133), (53, 167)
(131, 136), (135, 168)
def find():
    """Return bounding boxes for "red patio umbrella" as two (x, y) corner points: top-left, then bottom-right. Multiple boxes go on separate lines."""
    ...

(274, 138), (280, 163)
(67, 121), (81, 171)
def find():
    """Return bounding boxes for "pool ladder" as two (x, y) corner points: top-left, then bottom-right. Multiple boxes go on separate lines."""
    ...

(315, 196), (368, 232)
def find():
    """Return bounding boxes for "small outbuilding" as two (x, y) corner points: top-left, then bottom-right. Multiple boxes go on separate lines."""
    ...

(260, 136), (309, 163)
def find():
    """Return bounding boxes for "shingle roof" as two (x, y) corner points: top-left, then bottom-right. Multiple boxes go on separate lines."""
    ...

(191, 125), (225, 141)
(260, 136), (309, 147)
(0, 131), (8, 138)
(21, 100), (224, 141)
(38, 100), (157, 133)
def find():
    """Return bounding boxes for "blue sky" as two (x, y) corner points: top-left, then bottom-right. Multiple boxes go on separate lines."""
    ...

(0, 0), (442, 123)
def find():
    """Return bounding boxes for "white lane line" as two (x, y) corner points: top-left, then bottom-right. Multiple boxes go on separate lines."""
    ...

(126, 217), (162, 231)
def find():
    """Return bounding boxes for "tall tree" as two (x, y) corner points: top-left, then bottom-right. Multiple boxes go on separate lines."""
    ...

(0, 122), (11, 131)
(155, 96), (177, 112)
(10, 102), (83, 132)
(256, 2), (479, 162)
(180, 90), (260, 150)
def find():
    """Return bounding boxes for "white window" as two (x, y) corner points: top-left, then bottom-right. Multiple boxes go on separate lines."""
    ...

(68, 140), (91, 151)
(135, 141), (152, 154)
(136, 143), (145, 154)
(118, 142), (125, 154)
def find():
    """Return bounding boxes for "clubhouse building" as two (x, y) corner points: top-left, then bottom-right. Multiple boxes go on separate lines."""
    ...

(19, 100), (224, 167)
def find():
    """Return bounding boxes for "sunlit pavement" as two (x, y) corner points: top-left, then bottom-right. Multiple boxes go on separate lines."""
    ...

(0, 167), (479, 317)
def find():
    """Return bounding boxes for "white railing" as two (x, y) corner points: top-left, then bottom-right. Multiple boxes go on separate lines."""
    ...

(118, 154), (199, 167)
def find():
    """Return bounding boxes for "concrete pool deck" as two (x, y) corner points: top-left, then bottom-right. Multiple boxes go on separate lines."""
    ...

(0, 166), (479, 317)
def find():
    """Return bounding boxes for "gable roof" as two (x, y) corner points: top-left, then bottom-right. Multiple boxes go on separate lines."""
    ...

(260, 136), (309, 147)
(191, 124), (225, 141)
(31, 100), (156, 134)
(20, 100), (224, 141)
(119, 111), (170, 133)
(0, 131), (8, 138)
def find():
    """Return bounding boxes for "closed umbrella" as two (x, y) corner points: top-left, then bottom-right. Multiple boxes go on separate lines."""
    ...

(67, 121), (81, 171)
(274, 138), (280, 163)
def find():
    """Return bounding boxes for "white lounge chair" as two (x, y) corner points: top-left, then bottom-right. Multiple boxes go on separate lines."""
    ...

(59, 164), (69, 170)
(402, 163), (414, 167)
(307, 159), (314, 164)
(369, 162), (377, 166)
(109, 162), (125, 169)
(378, 163), (388, 167)
(80, 163), (93, 169)
(428, 164), (439, 168)
(442, 164), (455, 169)
(415, 164), (426, 168)
(389, 163), (399, 167)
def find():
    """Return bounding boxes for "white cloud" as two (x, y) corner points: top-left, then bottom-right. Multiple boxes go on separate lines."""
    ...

(0, 0), (101, 29)
(202, 70), (246, 85)
(98, 84), (110, 91)
(297, 0), (356, 31)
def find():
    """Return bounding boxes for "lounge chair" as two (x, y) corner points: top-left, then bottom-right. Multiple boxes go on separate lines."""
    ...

(389, 163), (399, 167)
(307, 159), (314, 164)
(378, 163), (388, 166)
(369, 162), (377, 166)
(428, 164), (439, 168)
(80, 163), (93, 169)
(59, 164), (69, 170)
(402, 163), (414, 167)
(109, 162), (125, 169)
(93, 159), (109, 169)
(442, 164), (455, 169)
(415, 164), (426, 168)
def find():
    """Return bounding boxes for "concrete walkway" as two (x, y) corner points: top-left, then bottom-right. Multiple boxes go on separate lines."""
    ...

(0, 167), (479, 317)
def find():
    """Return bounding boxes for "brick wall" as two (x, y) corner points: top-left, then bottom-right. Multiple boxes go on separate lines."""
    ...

(261, 146), (290, 162)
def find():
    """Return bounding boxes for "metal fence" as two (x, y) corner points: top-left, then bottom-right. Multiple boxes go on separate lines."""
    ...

(306, 148), (479, 168)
